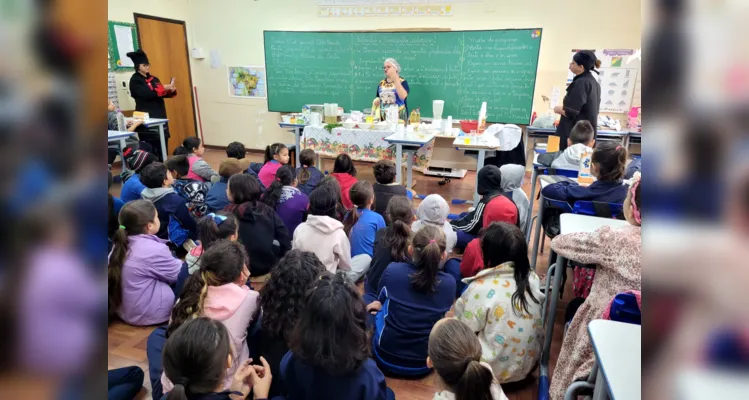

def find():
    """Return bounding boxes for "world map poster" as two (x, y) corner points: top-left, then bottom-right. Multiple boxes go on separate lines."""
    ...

(228, 66), (267, 98)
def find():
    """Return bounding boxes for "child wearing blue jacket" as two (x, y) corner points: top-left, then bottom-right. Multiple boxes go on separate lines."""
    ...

(139, 162), (197, 243)
(541, 141), (629, 206)
(296, 148), (324, 196)
(120, 149), (157, 203)
(344, 181), (386, 283)
(367, 226), (456, 378)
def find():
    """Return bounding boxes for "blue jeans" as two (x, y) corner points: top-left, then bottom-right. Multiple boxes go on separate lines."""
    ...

(108, 366), (144, 400)
(146, 326), (168, 400)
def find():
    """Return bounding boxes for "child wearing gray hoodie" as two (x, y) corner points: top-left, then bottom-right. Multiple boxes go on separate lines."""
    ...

(498, 164), (530, 236)
(413, 194), (457, 254)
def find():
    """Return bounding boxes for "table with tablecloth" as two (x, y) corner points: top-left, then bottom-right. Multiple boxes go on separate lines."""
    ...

(302, 126), (433, 173)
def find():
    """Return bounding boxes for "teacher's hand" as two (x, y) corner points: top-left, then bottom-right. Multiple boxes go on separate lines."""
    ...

(553, 105), (563, 115)
(373, 98), (381, 107)
(163, 84), (176, 92)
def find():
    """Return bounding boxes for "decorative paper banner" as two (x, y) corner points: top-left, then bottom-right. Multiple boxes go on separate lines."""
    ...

(318, 4), (452, 16)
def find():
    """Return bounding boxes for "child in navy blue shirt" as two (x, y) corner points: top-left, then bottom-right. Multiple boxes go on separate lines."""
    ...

(344, 181), (386, 282)
(139, 162), (197, 243)
(162, 317), (272, 400)
(166, 155), (211, 219)
(541, 141), (629, 206)
(366, 226), (456, 377)
(282, 272), (394, 400)
(296, 148), (324, 196)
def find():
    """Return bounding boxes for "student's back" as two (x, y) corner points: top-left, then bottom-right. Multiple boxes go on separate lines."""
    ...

(371, 160), (410, 218)
(281, 353), (389, 400)
(140, 163), (197, 241)
(331, 153), (358, 209)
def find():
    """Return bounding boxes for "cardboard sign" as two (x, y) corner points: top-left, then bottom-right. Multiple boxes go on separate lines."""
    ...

(546, 135), (560, 153)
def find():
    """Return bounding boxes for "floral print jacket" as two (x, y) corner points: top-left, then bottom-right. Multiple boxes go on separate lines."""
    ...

(455, 262), (545, 383)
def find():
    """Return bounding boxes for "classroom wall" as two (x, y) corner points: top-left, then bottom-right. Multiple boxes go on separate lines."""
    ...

(109, 0), (642, 149)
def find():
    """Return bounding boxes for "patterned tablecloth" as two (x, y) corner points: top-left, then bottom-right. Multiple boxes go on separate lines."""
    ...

(303, 126), (433, 173)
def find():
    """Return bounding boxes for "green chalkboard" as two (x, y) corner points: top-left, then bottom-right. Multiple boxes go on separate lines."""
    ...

(264, 29), (542, 124)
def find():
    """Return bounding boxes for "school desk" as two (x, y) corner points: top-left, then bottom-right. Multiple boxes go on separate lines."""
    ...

(526, 126), (640, 149)
(527, 152), (579, 246)
(108, 130), (136, 171)
(384, 132), (436, 189)
(588, 320), (642, 400)
(126, 118), (169, 161)
(538, 215), (630, 399)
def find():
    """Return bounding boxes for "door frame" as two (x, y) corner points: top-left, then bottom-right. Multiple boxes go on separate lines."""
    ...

(133, 13), (199, 142)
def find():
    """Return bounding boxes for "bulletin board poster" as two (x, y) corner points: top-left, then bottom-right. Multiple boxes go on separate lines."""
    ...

(566, 48), (641, 113)
(108, 21), (139, 72)
(228, 66), (267, 99)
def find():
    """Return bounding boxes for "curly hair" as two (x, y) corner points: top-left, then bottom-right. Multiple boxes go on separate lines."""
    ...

(260, 250), (325, 342)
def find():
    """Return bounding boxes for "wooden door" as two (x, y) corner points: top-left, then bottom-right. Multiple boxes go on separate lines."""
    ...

(135, 14), (197, 154)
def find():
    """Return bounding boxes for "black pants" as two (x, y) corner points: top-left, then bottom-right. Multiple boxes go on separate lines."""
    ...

(108, 366), (144, 400)
(137, 124), (170, 161)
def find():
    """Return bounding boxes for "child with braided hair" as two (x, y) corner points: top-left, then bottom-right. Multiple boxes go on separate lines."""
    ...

(161, 240), (260, 393)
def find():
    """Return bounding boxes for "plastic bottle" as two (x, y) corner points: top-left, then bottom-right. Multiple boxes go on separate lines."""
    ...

(116, 110), (126, 132)
(478, 102), (487, 133)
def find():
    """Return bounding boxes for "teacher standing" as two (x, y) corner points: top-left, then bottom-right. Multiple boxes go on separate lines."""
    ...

(127, 49), (177, 160)
(553, 50), (601, 151)
(373, 58), (410, 122)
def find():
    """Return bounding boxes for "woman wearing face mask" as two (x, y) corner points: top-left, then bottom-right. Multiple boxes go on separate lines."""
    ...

(372, 58), (410, 122)
(553, 50), (601, 151)
(127, 49), (178, 160)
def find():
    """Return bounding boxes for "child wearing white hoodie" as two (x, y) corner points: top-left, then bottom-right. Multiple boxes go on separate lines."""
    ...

(292, 184), (352, 273)
(548, 120), (596, 171)
(412, 194), (457, 254)
(498, 164), (530, 236)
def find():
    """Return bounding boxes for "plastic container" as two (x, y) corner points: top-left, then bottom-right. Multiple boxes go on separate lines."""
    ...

(460, 120), (478, 133)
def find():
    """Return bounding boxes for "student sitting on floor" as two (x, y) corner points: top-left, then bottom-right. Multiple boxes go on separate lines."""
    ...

(282, 272), (395, 400)
(175, 212), (239, 296)
(166, 155), (211, 219)
(108, 200), (182, 326)
(296, 148), (324, 196)
(372, 159), (412, 218)
(330, 153), (358, 209)
(455, 222), (544, 384)
(428, 318), (509, 400)
(364, 195), (413, 304)
(262, 165), (309, 236)
(413, 194), (457, 254)
(499, 164), (530, 236)
(537, 120), (595, 171)
(120, 148), (158, 203)
(139, 162), (197, 243)
(172, 137), (219, 183)
(225, 173), (291, 277)
(161, 317), (272, 400)
(205, 158), (243, 213)
(161, 240), (260, 394)
(549, 176), (642, 399)
(293, 184), (352, 273)
(225, 141), (265, 191)
(317, 175), (348, 221)
(258, 143), (289, 188)
(251, 250), (325, 399)
(344, 181), (386, 282)
(450, 165), (519, 250)
(367, 226), (456, 378)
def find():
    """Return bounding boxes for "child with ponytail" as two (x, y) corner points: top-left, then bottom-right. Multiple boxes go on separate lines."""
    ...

(429, 318), (509, 400)
(172, 137), (219, 183)
(343, 181), (385, 282)
(262, 165), (309, 236)
(455, 222), (544, 383)
(258, 143), (289, 188)
(108, 200), (182, 326)
(363, 195), (413, 303)
(296, 148), (323, 196)
(366, 226), (456, 377)
(162, 317), (272, 400)
(162, 240), (260, 393)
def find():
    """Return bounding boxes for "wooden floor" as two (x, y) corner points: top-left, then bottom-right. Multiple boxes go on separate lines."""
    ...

(108, 149), (571, 400)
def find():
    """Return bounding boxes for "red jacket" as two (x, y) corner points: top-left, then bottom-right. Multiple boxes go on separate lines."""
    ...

(331, 173), (358, 209)
(460, 238), (484, 278)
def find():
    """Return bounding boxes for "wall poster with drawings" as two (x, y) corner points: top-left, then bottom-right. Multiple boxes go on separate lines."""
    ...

(566, 48), (641, 113)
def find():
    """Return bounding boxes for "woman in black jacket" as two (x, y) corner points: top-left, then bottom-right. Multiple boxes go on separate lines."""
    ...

(127, 49), (177, 160)
(554, 50), (601, 151)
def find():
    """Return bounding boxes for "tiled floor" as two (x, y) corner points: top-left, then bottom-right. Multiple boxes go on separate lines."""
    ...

(108, 149), (570, 400)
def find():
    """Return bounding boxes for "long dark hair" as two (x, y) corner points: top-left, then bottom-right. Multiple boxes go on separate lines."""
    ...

(592, 141), (628, 181)
(261, 250), (325, 342)
(167, 240), (248, 338)
(163, 318), (232, 400)
(290, 272), (369, 375)
(262, 165), (295, 208)
(342, 181), (374, 236)
(173, 136), (202, 156)
(317, 176), (346, 220)
(382, 195), (413, 261)
(333, 153), (356, 176)
(108, 200), (157, 322)
(309, 184), (342, 220)
(224, 173), (270, 217)
(197, 212), (238, 252)
(264, 143), (287, 163)
(409, 226), (446, 293)
(428, 319), (495, 400)
(480, 222), (539, 316)
(297, 149), (317, 186)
